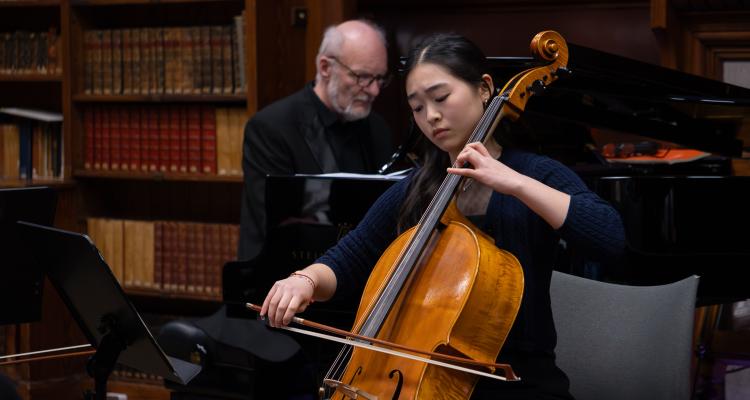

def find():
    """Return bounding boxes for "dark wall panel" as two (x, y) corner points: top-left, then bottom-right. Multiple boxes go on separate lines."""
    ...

(359, 2), (661, 144)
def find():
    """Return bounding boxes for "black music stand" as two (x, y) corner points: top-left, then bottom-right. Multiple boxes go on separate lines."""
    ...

(17, 222), (201, 400)
(0, 186), (56, 325)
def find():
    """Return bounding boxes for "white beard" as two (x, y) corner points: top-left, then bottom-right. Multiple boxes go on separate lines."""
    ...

(327, 73), (372, 122)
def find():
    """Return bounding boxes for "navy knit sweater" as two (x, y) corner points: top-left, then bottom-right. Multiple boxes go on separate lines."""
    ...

(317, 147), (625, 358)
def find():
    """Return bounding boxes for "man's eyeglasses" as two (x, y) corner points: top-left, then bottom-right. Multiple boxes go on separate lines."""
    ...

(328, 56), (392, 89)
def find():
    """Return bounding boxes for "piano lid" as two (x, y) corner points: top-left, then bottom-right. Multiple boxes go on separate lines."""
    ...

(486, 43), (750, 157)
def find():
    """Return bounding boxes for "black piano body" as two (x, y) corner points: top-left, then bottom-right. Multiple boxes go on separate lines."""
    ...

(590, 175), (750, 305)
(224, 174), (402, 324)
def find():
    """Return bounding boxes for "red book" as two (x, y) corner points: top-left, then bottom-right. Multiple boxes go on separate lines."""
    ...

(119, 106), (130, 171)
(148, 108), (160, 171)
(200, 106), (216, 174)
(179, 106), (189, 172)
(187, 105), (201, 173)
(101, 107), (111, 170)
(110, 106), (122, 170)
(93, 106), (102, 169)
(130, 107), (142, 171)
(168, 106), (180, 172)
(84, 108), (95, 169)
(158, 108), (169, 172)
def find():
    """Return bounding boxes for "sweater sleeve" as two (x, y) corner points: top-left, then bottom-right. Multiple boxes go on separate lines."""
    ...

(533, 157), (626, 261)
(316, 177), (409, 302)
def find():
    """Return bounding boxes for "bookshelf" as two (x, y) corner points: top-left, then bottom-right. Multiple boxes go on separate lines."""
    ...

(1, 0), (332, 398)
(65, 0), (248, 301)
(0, 0), (69, 187)
(0, 2), (81, 398)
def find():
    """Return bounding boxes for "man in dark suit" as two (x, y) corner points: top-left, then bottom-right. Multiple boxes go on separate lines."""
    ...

(238, 19), (394, 261)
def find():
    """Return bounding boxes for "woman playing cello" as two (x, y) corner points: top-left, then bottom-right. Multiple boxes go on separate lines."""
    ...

(261, 33), (625, 399)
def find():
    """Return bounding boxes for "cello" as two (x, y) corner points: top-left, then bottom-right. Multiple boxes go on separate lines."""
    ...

(256, 30), (570, 400)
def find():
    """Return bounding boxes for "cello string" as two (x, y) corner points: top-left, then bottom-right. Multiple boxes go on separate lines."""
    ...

(359, 95), (504, 334)
(325, 342), (352, 384)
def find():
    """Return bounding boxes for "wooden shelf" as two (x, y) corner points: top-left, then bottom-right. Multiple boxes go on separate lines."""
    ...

(74, 169), (243, 182)
(72, 93), (247, 103)
(0, 73), (63, 82)
(125, 287), (224, 317)
(72, 0), (237, 6)
(0, 178), (75, 188)
(125, 286), (222, 302)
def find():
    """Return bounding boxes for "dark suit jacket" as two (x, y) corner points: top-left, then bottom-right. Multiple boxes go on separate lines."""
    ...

(238, 84), (393, 260)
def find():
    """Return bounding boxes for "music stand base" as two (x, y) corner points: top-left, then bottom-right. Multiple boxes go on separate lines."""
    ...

(84, 324), (126, 400)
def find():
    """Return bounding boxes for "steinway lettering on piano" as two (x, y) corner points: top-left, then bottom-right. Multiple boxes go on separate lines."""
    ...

(290, 250), (327, 262)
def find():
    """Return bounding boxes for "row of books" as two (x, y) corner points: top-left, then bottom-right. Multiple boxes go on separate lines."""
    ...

(83, 105), (245, 176)
(83, 14), (245, 96)
(0, 28), (62, 75)
(112, 364), (163, 386)
(86, 218), (239, 298)
(0, 120), (63, 180)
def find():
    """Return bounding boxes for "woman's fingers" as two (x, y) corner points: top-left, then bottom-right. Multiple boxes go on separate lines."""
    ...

(261, 277), (315, 327)
(273, 291), (294, 327)
(465, 142), (491, 157)
(283, 296), (308, 325)
(260, 284), (279, 318)
(447, 166), (476, 177)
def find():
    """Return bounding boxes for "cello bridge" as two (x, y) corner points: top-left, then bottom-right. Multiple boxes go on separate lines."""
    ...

(323, 378), (378, 400)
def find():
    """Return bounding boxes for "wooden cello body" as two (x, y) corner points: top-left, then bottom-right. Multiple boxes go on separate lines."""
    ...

(324, 31), (569, 400)
(331, 203), (523, 399)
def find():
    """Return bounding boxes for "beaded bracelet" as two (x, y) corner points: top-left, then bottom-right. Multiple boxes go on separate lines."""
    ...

(290, 271), (316, 291)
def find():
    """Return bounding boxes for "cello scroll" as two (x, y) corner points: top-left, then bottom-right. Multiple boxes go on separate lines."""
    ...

(500, 30), (569, 121)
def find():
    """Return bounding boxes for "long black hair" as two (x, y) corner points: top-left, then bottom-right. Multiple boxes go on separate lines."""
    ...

(397, 33), (490, 233)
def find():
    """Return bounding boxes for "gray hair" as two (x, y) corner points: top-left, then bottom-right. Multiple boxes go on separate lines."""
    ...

(315, 19), (386, 83)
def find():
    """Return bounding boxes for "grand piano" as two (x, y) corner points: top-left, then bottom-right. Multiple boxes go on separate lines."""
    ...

(484, 43), (750, 306)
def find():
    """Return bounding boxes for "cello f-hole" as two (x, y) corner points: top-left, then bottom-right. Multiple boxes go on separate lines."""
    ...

(388, 369), (404, 400)
(347, 365), (363, 386)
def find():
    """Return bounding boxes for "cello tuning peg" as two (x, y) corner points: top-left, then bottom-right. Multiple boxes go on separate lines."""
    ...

(526, 79), (546, 95)
(551, 67), (572, 78)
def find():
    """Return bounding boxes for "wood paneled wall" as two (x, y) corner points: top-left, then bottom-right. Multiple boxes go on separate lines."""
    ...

(649, 0), (750, 171)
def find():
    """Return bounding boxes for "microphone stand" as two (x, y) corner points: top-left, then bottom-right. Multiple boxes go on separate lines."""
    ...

(378, 120), (421, 175)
